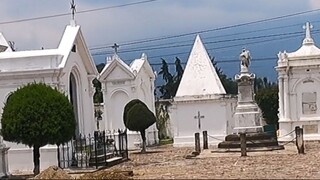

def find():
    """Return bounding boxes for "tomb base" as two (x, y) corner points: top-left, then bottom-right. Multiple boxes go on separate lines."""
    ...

(233, 102), (263, 133)
(217, 132), (284, 152)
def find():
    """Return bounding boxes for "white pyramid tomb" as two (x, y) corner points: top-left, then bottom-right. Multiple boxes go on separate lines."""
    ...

(175, 34), (226, 98)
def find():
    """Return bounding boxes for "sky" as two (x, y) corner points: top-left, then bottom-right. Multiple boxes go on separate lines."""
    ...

(1, 0), (320, 82)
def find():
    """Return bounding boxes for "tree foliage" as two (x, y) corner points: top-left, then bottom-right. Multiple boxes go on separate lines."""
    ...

(157, 57), (184, 99)
(1, 83), (75, 175)
(123, 99), (156, 152)
(211, 57), (237, 94)
(123, 99), (148, 127)
(255, 81), (279, 125)
(157, 59), (175, 99)
(155, 100), (171, 140)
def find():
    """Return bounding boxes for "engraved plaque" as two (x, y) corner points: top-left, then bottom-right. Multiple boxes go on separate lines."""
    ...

(302, 92), (317, 114)
(303, 124), (318, 134)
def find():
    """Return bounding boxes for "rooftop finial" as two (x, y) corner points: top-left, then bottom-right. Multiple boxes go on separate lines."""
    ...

(70, 0), (76, 21)
(111, 43), (119, 54)
(303, 22), (314, 45)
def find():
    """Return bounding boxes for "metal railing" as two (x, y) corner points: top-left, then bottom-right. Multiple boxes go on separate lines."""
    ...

(57, 129), (128, 169)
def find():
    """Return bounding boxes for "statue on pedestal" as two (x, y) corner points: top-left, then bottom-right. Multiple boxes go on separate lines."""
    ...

(239, 48), (251, 73)
(217, 48), (283, 152)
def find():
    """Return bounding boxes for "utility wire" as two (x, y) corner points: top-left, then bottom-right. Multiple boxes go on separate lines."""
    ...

(149, 57), (276, 66)
(90, 21), (320, 52)
(90, 8), (320, 49)
(91, 30), (306, 57)
(0, 0), (161, 25)
(148, 33), (302, 59)
(89, 22), (308, 51)
(92, 30), (307, 55)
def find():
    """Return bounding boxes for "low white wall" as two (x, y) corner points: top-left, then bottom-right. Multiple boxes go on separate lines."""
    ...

(8, 145), (57, 174)
(173, 134), (224, 147)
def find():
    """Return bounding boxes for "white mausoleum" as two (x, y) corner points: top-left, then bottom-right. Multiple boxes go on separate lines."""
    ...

(170, 35), (237, 147)
(98, 53), (158, 149)
(0, 21), (98, 173)
(277, 22), (320, 141)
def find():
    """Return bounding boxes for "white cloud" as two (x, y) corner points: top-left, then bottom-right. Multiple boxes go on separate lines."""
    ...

(309, 0), (320, 10)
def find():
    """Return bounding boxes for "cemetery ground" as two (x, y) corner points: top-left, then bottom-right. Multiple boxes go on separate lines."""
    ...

(11, 141), (320, 179)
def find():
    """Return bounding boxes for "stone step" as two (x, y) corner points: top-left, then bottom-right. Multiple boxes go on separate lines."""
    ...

(89, 152), (114, 163)
(89, 156), (123, 167)
(218, 139), (279, 149)
(225, 132), (275, 141)
(212, 145), (285, 153)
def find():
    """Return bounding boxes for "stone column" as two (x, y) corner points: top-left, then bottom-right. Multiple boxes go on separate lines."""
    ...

(278, 77), (284, 120)
(283, 77), (290, 120)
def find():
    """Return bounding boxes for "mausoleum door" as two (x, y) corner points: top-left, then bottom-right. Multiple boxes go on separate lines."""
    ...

(69, 73), (80, 138)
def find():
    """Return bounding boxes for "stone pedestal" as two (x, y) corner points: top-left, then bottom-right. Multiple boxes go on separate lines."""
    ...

(0, 142), (10, 178)
(233, 72), (263, 133)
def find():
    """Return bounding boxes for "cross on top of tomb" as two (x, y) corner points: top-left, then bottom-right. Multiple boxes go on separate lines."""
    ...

(70, 0), (76, 21)
(303, 22), (314, 45)
(112, 43), (120, 54)
(194, 111), (205, 130)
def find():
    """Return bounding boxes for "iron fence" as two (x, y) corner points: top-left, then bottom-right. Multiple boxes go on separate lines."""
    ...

(57, 129), (128, 169)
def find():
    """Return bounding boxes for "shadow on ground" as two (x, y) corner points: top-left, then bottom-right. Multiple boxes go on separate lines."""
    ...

(130, 150), (164, 155)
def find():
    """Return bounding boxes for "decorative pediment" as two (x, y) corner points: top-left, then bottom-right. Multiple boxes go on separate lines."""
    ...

(98, 56), (135, 82)
(58, 25), (98, 77)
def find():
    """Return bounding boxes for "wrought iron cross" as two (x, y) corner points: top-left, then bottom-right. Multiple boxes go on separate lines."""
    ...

(70, 0), (76, 20)
(111, 43), (120, 54)
(194, 111), (205, 130)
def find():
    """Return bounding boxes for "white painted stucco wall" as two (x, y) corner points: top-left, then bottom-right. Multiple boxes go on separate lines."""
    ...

(170, 97), (237, 147)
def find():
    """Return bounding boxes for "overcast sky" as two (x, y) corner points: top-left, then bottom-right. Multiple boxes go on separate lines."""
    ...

(0, 0), (320, 80)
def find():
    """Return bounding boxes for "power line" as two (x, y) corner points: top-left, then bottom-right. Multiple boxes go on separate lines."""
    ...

(90, 8), (320, 49)
(92, 30), (306, 55)
(0, 0), (161, 25)
(91, 30), (306, 58)
(149, 57), (276, 66)
(90, 22), (309, 51)
(148, 33), (302, 60)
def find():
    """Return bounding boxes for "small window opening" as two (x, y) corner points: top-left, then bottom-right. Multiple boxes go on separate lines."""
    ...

(71, 44), (76, 52)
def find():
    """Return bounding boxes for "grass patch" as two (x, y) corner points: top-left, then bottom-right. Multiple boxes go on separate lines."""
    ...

(159, 138), (173, 145)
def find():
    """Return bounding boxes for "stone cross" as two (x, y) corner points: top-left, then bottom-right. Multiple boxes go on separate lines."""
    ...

(194, 111), (205, 130)
(112, 43), (119, 54)
(303, 22), (313, 39)
(70, 0), (76, 20)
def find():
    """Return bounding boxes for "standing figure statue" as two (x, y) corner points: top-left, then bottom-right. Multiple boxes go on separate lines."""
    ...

(239, 48), (251, 72)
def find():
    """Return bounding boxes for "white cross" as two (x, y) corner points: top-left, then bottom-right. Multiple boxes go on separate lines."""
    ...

(303, 22), (313, 39)
(194, 111), (205, 130)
